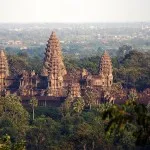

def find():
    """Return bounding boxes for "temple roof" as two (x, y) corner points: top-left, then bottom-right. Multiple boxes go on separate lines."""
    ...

(0, 50), (5, 57)
(101, 50), (112, 62)
(42, 31), (67, 77)
(0, 49), (9, 76)
(50, 31), (57, 38)
(99, 50), (112, 75)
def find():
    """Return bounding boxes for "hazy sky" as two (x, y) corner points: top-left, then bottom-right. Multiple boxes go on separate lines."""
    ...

(0, 0), (150, 23)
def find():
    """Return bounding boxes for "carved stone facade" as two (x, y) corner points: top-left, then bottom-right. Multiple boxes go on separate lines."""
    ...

(19, 70), (38, 96)
(0, 50), (9, 95)
(68, 83), (81, 98)
(1, 32), (114, 101)
(98, 51), (113, 88)
(79, 51), (113, 92)
(42, 31), (67, 96)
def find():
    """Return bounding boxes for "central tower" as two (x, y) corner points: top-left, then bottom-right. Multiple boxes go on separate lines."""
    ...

(99, 51), (113, 88)
(42, 31), (67, 96)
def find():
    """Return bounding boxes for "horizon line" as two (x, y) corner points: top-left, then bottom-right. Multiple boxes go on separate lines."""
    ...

(0, 21), (150, 24)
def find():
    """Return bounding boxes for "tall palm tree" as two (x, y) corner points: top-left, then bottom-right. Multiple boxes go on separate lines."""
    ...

(30, 97), (38, 120)
(73, 97), (85, 115)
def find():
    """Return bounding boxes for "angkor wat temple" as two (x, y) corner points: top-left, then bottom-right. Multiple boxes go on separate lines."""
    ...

(0, 32), (149, 106)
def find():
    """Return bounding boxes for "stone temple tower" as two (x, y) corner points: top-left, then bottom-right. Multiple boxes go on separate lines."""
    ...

(42, 31), (67, 96)
(99, 51), (113, 88)
(0, 50), (9, 92)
